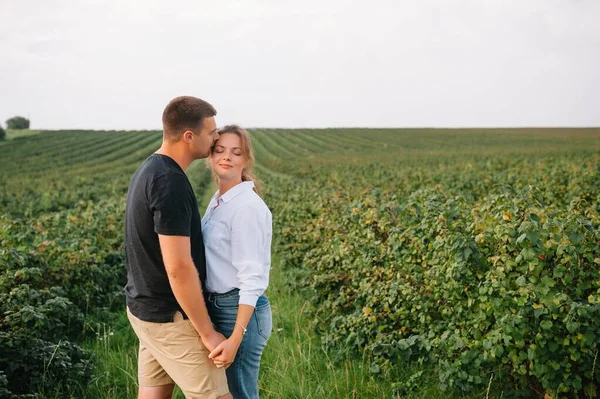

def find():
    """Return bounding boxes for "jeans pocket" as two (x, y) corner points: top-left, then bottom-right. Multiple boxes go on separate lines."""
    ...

(255, 303), (272, 341)
(213, 295), (239, 310)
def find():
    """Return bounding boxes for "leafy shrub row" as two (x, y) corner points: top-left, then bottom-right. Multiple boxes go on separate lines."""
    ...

(0, 199), (125, 397)
(271, 155), (600, 397)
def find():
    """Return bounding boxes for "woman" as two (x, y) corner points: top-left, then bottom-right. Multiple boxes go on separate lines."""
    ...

(202, 124), (273, 399)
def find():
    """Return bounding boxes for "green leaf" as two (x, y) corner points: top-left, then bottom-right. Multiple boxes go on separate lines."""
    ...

(566, 321), (580, 333)
(540, 276), (556, 288)
(516, 254), (523, 263)
(521, 247), (537, 261)
(540, 320), (553, 330)
(494, 346), (504, 357)
(569, 230), (585, 245)
(526, 231), (540, 243)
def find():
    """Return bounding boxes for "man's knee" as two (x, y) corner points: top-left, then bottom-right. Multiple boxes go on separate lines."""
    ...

(138, 384), (174, 399)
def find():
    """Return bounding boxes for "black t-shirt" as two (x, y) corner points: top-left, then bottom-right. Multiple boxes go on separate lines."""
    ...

(124, 154), (205, 322)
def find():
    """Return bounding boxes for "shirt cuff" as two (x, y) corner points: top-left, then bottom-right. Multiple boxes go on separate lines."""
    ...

(239, 293), (259, 308)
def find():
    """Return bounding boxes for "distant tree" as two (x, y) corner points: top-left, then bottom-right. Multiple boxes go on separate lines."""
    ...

(6, 116), (30, 129)
(0, 125), (5, 140)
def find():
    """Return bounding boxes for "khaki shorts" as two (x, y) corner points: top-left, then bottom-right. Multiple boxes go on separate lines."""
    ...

(126, 308), (229, 399)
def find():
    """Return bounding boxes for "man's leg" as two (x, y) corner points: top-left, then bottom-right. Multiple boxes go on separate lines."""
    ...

(139, 384), (175, 399)
(152, 316), (229, 398)
(131, 315), (176, 399)
(128, 308), (230, 398)
(138, 383), (232, 399)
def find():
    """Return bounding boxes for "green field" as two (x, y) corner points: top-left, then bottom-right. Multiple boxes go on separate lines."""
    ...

(1, 128), (599, 398)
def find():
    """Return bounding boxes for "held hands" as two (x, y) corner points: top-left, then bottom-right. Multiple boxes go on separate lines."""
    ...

(208, 311), (251, 369)
(200, 329), (227, 353)
(208, 334), (242, 369)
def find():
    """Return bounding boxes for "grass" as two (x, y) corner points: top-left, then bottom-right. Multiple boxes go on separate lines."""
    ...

(69, 257), (478, 399)
(83, 319), (139, 398)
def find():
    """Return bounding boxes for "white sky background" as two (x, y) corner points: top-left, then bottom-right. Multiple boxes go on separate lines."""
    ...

(1, 0), (599, 129)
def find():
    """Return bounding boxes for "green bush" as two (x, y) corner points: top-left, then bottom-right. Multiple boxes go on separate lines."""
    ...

(0, 332), (91, 396)
(0, 199), (126, 397)
(272, 155), (600, 397)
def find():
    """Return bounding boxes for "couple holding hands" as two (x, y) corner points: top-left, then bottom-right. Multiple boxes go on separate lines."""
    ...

(124, 96), (272, 399)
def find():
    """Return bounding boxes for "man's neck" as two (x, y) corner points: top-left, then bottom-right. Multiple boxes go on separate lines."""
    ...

(155, 143), (193, 172)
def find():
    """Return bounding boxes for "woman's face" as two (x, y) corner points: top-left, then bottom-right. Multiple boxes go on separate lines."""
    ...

(211, 133), (245, 182)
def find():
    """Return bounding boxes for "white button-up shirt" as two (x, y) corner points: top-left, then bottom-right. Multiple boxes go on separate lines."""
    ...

(201, 181), (272, 307)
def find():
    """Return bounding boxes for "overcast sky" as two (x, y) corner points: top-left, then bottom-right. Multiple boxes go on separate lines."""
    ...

(1, 0), (599, 129)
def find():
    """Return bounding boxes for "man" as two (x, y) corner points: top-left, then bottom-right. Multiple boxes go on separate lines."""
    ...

(124, 96), (232, 399)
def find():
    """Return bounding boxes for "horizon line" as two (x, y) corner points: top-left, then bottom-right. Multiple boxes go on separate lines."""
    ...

(13, 126), (600, 132)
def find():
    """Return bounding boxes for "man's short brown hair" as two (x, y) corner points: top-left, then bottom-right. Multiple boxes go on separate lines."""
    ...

(162, 96), (217, 142)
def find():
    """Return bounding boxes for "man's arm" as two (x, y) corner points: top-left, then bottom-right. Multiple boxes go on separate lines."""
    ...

(158, 234), (225, 352)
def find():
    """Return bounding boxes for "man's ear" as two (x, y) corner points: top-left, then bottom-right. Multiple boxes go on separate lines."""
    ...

(183, 130), (193, 143)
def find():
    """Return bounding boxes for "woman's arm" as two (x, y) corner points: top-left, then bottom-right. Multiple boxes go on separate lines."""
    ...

(231, 204), (272, 307)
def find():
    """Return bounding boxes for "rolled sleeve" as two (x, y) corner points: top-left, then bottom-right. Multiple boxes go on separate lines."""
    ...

(231, 204), (272, 307)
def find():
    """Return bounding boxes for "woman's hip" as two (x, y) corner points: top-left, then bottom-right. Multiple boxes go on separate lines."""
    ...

(205, 290), (272, 342)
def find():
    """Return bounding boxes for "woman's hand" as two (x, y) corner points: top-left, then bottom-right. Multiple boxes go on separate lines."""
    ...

(208, 335), (242, 368)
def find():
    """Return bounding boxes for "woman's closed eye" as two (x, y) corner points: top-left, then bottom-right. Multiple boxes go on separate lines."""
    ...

(214, 147), (242, 156)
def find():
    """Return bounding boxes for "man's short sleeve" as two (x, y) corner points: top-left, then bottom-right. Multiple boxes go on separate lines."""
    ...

(149, 174), (193, 236)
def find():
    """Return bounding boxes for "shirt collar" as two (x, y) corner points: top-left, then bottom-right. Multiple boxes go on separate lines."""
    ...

(218, 181), (255, 204)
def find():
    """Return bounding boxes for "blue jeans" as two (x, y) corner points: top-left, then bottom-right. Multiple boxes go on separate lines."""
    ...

(205, 289), (272, 399)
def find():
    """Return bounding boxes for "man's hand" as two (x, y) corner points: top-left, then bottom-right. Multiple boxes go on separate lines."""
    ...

(201, 329), (227, 353)
(208, 336), (242, 368)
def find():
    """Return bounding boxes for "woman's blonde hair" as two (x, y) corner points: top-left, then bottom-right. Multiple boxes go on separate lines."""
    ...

(207, 124), (262, 195)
